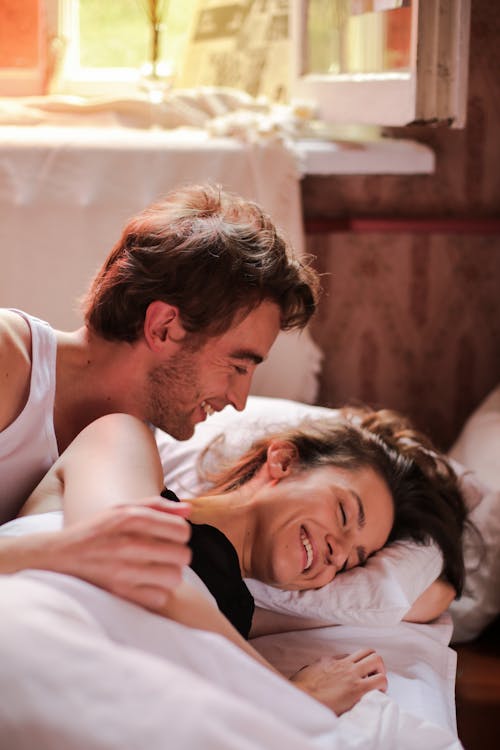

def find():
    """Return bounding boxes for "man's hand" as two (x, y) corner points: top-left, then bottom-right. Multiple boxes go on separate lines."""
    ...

(1, 498), (192, 611)
(289, 648), (388, 715)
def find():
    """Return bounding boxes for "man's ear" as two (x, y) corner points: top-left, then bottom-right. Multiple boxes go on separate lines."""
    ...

(143, 301), (186, 352)
(266, 440), (299, 481)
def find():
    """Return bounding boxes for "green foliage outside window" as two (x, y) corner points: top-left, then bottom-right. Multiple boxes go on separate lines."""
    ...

(78, 0), (197, 69)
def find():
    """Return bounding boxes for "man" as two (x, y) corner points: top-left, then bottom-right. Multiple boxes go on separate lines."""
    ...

(0, 183), (319, 610)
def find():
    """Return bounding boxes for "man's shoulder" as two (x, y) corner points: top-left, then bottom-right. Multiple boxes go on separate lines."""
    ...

(0, 309), (31, 362)
(0, 309), (32, 433)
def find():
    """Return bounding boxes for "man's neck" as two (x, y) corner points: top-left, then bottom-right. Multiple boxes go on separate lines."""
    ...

(53, 326), (148, 453)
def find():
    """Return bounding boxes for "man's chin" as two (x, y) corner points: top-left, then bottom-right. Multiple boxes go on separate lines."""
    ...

(154, 417), (196, 441)
(170, 423), (196, 441)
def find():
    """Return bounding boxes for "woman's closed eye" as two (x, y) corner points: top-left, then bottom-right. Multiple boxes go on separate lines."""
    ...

(339, 501), (347, 526)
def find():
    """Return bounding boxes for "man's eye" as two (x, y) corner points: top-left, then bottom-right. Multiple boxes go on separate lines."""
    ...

(339, 502), (347, 526)
(234, 365), (248, 375)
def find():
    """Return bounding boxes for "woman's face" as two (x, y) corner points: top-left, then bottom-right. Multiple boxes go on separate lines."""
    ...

(247, 463), (395, 590)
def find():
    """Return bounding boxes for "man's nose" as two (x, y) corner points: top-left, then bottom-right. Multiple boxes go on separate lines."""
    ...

(227, 375), (251, 412)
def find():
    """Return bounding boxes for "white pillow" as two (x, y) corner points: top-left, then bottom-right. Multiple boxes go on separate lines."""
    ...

(158, 396), (334, 500)
(449, 384), (500, 491)
(447, 383), (500, 642)
(156, 396), (443, 627)
(247, 541), (442, 626)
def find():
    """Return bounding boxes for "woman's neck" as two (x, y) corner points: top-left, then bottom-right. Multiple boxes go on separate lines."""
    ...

(187, 485), (256, 578)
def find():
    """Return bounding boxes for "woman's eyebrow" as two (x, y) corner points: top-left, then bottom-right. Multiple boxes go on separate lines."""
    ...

(350, 490), (366, 529)
(357, 546), (367, 566)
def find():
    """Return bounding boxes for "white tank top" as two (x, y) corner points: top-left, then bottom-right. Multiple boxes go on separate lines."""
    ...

(0, 310), (59, 523)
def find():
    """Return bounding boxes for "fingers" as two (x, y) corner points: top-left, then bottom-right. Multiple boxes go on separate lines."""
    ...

(326, 648), (388, 691)
(50, 502), (194, 607)
(343, 648), (386, 678)
(120, 585), (171, 611)
(110, 567), (187, 611)
(289, 648), (388, 716)
(147, 498), (192, 519)
(346, 647), (377, 663)
(362, 672), (388, 693)
(104, 537), (192, 566)
(101, 504), (192, 544)
(350, 650), (388, 694)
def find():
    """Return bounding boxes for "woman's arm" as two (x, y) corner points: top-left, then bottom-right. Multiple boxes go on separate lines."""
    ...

(56, 412), (166, 522)
(160, 577), (388, 715)
(403, 579), (456, 623)
(56, 413), (387, 715)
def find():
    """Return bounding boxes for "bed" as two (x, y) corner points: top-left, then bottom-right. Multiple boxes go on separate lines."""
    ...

(157, 389), (500, 749)
(0, 390), (498, 749)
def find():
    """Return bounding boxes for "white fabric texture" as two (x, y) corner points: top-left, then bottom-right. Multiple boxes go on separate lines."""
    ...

(252, 617), (458, 733)
(157, 396), (445, 626)
(447, 383), (500, 642)
(0, 570), (462, 750)
(449, 384), (500, 492)
(0, 310), (58, 523)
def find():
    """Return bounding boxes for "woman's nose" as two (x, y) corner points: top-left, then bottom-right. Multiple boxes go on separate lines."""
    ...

(326, 535), (349, 572)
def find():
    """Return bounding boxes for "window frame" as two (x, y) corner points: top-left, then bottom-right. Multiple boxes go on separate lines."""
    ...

(290, 0), (471, 128)
(56, 0), (146, 96)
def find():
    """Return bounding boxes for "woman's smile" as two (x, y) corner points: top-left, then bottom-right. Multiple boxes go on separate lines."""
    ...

(300, 526), (315, 572)
(246, 462), (395, 591)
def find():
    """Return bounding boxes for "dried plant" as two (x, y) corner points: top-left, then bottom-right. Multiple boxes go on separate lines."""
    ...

(139, 0), (170, 75)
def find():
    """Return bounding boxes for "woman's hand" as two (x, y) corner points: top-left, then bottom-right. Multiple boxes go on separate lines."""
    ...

(289, 648), (388, 715)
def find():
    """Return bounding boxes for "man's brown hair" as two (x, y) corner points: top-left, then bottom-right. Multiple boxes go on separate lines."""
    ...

(84, 184), (319, 342)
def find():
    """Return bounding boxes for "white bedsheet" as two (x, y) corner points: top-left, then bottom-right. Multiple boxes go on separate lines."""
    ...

(252, 619), (457, 733)
(0, 567), (462, 750)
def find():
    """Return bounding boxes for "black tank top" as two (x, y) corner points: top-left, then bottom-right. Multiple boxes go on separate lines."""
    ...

(161, 488), (254, 639)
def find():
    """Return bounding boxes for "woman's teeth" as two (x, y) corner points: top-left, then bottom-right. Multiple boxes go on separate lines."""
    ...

(300, 527), (313, 571)
(201, 401), (214, 416)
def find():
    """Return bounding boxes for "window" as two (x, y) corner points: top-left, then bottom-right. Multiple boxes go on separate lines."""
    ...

(1, 0), (471, 129)
(291, 0), (471, 127)
(57, 0), (198, 95)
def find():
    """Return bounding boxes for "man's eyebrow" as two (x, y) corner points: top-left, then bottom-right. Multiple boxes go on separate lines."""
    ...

(351, 490), (366, 529)
(230, 349), (264, 366)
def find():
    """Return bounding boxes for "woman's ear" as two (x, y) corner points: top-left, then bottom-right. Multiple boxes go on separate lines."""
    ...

(143, 301), (187, 352)
(266, 440), (299, 481)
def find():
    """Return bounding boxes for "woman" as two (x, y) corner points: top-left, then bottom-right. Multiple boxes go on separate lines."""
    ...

(12, 405), (467, 715)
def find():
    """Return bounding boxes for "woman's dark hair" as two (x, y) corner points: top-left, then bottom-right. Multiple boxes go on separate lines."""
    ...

(203, 407), (468, 595)
(84, 184), (319, 342)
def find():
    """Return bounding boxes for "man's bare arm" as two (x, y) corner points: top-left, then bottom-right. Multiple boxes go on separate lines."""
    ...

(0, 413), (192, 610)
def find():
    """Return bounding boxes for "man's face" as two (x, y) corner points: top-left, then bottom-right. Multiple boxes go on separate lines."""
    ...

(146, 301), (282, 439)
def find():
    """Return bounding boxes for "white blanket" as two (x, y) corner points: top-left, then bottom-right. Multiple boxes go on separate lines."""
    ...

(0, 566), (462, 750)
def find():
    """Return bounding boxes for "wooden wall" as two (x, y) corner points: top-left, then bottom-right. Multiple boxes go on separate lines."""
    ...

(303, 0), (500, 449)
